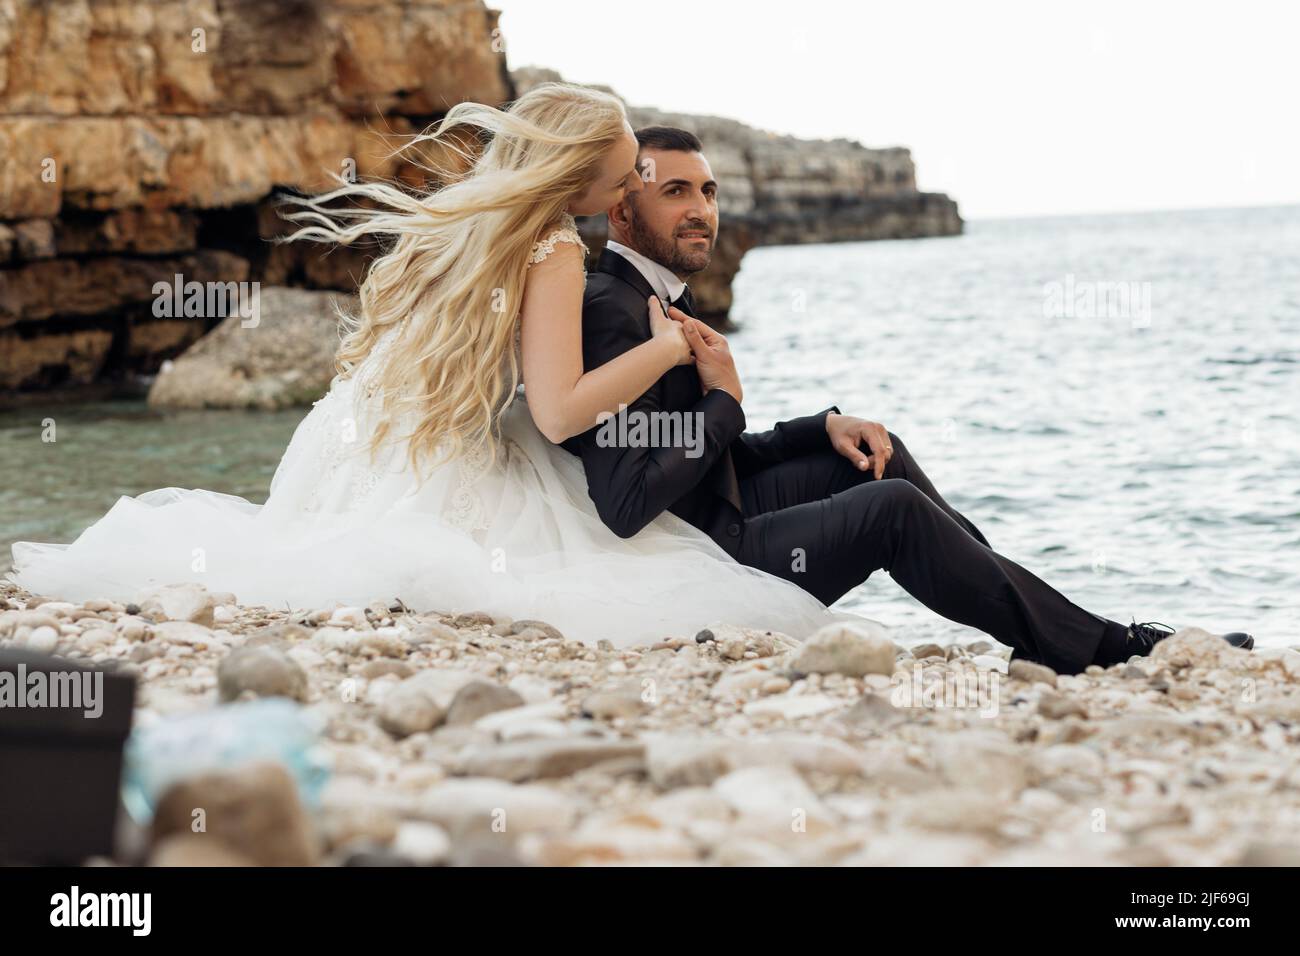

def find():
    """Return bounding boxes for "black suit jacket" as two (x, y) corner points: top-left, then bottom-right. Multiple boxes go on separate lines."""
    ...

(561, 248), (839, 559)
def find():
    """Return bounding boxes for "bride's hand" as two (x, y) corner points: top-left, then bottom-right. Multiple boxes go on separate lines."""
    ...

(648, 295), (694, 366)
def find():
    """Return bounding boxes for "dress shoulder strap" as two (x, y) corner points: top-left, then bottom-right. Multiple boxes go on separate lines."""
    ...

(529, 212), (586, 266)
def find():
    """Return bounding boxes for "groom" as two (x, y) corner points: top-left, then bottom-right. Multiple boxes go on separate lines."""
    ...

(562, 126), (1253, 675)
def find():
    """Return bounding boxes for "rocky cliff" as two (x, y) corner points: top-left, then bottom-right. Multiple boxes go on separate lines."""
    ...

(0, 3), (960, 398)
(513, 67), (963, 322)
(0, 0), (510, 394)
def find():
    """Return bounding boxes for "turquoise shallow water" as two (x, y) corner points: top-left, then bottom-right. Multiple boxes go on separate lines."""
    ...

(3, 205), (1297, 647)
(0, 402), (298, 570)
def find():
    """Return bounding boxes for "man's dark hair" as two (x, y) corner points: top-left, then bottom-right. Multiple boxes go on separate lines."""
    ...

(634, 126), (702, 153)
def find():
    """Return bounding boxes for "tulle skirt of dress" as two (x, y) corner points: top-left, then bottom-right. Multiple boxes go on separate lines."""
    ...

(7, 374), (877, 647)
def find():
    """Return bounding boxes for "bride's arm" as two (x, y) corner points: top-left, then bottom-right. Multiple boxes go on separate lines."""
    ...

(519, 241), (690, 444)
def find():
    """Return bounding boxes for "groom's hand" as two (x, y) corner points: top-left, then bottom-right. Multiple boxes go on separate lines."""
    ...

(827, 413), (893, 480)
(681, 319), (743, 405)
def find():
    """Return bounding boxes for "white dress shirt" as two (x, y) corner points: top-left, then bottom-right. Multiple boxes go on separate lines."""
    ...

(605, 240), (688, 305)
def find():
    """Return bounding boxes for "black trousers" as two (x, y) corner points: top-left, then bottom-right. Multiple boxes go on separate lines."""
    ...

(734, 430), (1124, 675)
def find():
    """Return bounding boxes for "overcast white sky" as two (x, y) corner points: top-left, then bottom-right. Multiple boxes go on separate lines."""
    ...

(490, 0), (1299, 220)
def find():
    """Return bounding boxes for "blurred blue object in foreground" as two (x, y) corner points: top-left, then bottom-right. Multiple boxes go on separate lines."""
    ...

(122, 697), (330, 823)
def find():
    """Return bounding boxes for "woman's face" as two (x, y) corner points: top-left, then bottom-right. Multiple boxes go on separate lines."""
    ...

(568, 123), (643, 217)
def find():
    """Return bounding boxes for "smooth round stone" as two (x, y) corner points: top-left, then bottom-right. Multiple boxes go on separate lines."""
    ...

(445, 679), (526, 726)
(1008, 659), (1058, 686)
(391, 822), (451, 865)
(217, 645), (309, 703)
(790, 623), (896, 677)
(26, 625), (60, 653)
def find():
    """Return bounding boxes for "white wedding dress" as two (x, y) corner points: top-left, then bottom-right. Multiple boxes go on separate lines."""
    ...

(8, 219), (871, 647)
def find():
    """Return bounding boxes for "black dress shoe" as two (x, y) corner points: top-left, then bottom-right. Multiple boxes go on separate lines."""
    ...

(1126, 620), (1255, 655)
(1219, 631), (1256, 650)
(1124, 620), (1176, 655)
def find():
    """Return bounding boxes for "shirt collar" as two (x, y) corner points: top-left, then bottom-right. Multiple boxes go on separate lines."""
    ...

(605, 240), (688, 303)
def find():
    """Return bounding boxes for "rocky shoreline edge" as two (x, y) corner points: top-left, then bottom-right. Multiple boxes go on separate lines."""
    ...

(2, 579), (1298, 867)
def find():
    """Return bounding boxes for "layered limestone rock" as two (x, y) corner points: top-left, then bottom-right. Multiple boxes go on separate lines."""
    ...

(0, 0), (507, 118)
(515, 67), (963, 323)
(146, 287), (357, 410)
(0, 0), (509, 392)
(627, 103), (963, 245)
(1, 4), (959, 399)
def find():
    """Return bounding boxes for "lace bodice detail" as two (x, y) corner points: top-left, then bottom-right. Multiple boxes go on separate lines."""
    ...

(529, 212), (586, 266)
(520, 213), (586, 386)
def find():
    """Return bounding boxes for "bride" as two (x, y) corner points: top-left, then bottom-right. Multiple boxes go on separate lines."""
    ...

(8, 83), (866, 647)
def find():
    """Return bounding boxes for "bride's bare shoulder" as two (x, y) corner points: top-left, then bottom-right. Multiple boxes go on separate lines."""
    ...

(528, 213), (587, 268)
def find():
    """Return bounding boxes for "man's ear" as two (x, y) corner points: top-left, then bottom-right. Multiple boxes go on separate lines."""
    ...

(607, 197), (632, 231)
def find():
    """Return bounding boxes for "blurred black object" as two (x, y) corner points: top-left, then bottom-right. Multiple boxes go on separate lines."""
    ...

(0, 649), (136, 865)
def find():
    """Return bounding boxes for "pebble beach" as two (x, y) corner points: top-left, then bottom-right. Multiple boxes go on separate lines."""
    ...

(3, 579), (1299, 867)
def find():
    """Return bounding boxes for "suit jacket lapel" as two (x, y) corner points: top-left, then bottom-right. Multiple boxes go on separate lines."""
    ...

(596, 248), (745, 518)
(596, 249), (656, 325)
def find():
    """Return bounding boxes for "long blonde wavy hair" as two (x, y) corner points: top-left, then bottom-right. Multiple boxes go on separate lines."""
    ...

(279, 82), (628, 479)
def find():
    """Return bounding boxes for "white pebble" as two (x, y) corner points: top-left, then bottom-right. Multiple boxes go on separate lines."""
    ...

(26, 626), (59, 653)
